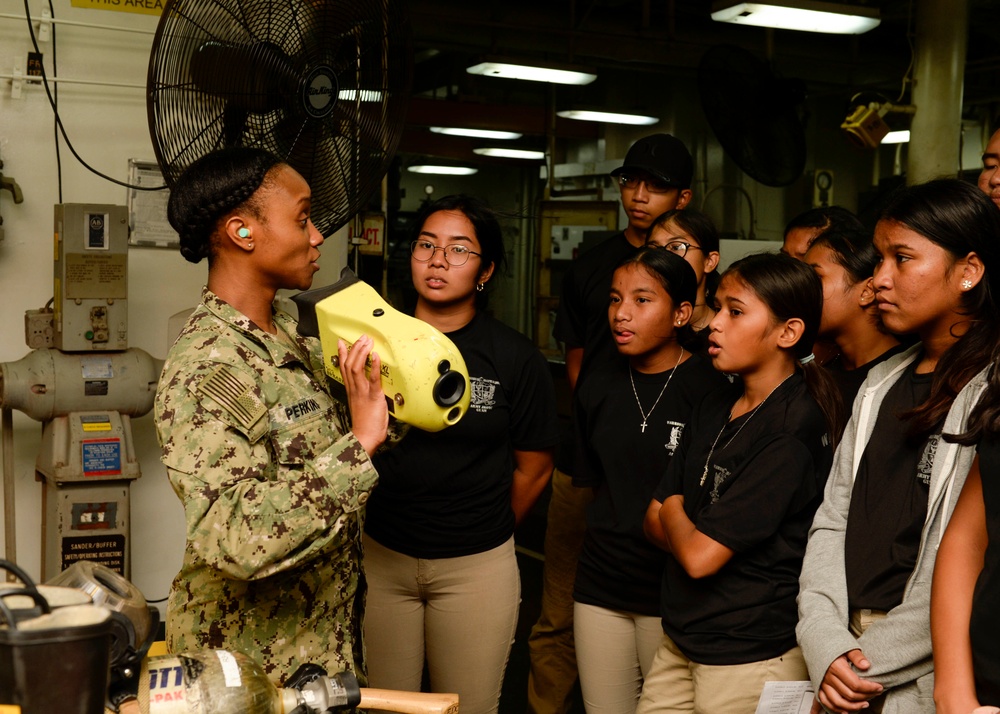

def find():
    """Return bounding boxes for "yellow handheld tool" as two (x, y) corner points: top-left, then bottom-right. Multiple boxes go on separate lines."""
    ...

(293, 269), (469, 432)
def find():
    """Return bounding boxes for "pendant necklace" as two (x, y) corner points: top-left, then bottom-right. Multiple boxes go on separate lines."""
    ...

(629, 348), (685, 433)
(699, 372), (793, 486)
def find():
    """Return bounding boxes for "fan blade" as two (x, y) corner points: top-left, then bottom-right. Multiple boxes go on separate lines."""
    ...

(191, 40), (298, 113)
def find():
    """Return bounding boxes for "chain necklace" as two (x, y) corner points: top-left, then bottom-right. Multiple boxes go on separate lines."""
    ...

(629, 348), (685, 433)
(699, 372), (793, 486)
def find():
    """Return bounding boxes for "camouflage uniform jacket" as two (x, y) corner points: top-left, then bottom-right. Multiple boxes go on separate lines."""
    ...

(155, 288), (377, 685)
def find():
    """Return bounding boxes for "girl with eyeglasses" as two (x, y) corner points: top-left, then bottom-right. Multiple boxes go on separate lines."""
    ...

(362, 194), (559, 714)
(645, 209), (721, 335)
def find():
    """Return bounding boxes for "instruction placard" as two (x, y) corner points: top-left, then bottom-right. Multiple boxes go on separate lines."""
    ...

(61, 534), (126, 575)
(82, 438), (122, 476)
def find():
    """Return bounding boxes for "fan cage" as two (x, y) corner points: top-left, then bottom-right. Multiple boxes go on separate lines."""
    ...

(148, 0), (411, 236)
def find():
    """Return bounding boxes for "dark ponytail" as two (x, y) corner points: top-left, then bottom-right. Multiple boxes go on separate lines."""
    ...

(724, 253), (846, 446)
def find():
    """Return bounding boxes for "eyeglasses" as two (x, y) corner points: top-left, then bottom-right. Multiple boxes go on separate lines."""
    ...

(655, 239), (703, 258)
(617, 174), (674, 194)
(411, 239), (482, 267)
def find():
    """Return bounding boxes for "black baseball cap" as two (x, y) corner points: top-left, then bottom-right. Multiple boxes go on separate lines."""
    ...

(610, 134), (693, 189)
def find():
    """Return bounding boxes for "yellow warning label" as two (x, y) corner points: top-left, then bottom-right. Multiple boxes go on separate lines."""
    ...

(82, 422), (112, 432)
(69, 0), (163, 16)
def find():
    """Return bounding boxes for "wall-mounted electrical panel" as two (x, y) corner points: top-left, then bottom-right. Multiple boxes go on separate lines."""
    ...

(54, 204), (129, 351)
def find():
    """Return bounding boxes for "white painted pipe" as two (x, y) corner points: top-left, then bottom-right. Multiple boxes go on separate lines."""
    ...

(907, 0), (968, 184)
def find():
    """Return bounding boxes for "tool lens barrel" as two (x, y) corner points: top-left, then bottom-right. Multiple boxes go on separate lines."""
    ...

(433, 371), (466, 407)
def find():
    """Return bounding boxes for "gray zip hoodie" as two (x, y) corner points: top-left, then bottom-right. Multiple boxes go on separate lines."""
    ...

(797, 344), (988, 713)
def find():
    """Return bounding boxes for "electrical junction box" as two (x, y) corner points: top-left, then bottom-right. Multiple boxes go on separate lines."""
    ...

(53, 204), (129, 351)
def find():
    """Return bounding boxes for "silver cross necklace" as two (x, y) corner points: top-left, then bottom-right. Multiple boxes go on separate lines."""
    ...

(629, 348), (685, 433)
(699, 372), (793, 487)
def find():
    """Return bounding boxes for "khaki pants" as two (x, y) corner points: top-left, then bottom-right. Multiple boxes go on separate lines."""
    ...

(636, 633), (808, 714)
(526, 469), (594, 714)
(574, 602), (662, 714)
(362, 535), (520, 714)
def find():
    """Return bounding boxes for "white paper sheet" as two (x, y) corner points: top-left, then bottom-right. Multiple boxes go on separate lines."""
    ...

(755, 680), (814, 714)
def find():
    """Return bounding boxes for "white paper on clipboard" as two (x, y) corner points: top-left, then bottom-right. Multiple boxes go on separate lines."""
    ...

(127, 159), (176, 248)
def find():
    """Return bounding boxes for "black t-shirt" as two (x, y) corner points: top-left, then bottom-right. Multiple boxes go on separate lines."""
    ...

(970, 435), (1000, 705)
(572, 354), (728, 616)
(366, 311), (560, 558)
(652, 374), (832, 665)
(825, 344), (907, 414)
(845, 363), (936, 611)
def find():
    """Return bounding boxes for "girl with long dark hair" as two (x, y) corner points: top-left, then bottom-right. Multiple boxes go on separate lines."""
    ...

(572, 248), (727, 713)
(637, 252), (841, 713)
(362, 195), (559, 714)
(798, 179), (1000, 714)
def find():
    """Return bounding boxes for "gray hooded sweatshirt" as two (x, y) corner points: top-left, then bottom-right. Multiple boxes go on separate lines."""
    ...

(797, 344), (988, 714)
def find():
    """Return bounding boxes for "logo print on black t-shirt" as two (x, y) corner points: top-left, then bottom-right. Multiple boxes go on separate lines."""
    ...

(917, 434), (940, 486)
(710, 464), (731, 504)
(470, 376), (498, 413)
(665, 421), (684, 455)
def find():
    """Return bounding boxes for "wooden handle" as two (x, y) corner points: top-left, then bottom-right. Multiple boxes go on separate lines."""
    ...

(359, 687), (459, 714)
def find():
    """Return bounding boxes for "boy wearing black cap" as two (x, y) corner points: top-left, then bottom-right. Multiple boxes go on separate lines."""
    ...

(527, 133), (694, 714)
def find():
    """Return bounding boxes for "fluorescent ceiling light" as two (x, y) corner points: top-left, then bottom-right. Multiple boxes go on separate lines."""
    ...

(467, 60), (597, 86)
(407, 164), (478, 176)
(474, 147), (546, 160)
(556, 109), (659, 126)
(881, 130), (910, 144)
(338, 89), (382, 102)
(430, 127), (523, 140)
(711, 0), (880, 34)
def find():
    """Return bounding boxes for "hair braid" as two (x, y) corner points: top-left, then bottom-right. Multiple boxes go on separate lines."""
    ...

(168, 148), (282, 265)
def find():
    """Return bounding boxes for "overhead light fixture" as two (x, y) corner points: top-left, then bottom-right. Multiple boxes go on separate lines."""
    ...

(430, 127), (523, 140)
(882, 130), (910, 144)
(711, 0), (881, 34)
(474, 147), (546, 160)
(556, 109), (659, 126)
(407, 164), (478, 176)
(466, 58), (597, 86)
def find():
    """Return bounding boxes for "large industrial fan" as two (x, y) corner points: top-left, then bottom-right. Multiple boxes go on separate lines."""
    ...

(146, 0), (411, 236)
(698, 45), (807, 188)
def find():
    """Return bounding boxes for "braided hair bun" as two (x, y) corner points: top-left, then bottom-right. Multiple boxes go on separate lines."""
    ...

(167, 148), (282, 264)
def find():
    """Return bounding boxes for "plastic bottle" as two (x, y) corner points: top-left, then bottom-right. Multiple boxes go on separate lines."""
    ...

(139, 649), (359, 714)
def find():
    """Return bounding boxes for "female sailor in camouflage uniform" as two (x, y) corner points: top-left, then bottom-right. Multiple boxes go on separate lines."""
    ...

(154, 147), (388, 685)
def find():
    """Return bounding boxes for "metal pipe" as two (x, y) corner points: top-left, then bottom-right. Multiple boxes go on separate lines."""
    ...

(907, 0), (968, 183)
(0, 74), (144, 90)
(3, 406), (15, 577)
